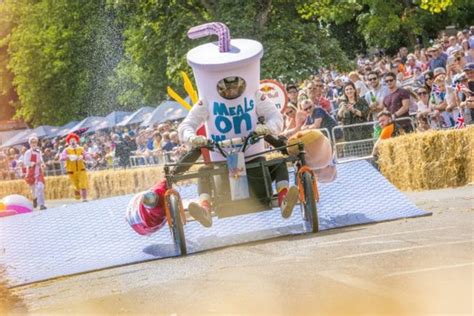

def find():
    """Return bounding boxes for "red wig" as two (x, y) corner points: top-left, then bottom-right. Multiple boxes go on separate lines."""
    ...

(65, 133), (80, 144)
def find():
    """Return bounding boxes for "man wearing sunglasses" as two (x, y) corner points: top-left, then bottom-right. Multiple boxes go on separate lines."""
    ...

(382, 72), (413, 132)
(364, 71), (389, 122)
(427, 46), (446, 71)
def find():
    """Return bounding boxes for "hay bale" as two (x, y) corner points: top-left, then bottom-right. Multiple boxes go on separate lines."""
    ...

(378, 126), (474, 191)
(0, 167), (165, 200)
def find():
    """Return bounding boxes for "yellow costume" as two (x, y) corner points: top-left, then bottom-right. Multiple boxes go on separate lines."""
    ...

(65, 146), (89, 198)
(63, 132), (89, 201)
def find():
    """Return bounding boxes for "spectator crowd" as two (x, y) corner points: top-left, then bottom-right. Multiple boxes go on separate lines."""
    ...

(1, 26), (473, 182)
(0, 120), (186, 181)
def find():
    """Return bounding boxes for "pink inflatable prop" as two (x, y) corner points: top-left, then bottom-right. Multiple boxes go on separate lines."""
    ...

(1, 194), (33, 217)
(187, 22), (231, 53)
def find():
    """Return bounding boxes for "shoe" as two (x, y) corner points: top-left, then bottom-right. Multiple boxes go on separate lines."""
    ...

(74, 191), (81, 200)
(279, 186), (299, 219)
(33, 198), (38, 208)
(188, 200), (212, 227)
(39, 205), (47, 210)
(82, 199), (88, 202)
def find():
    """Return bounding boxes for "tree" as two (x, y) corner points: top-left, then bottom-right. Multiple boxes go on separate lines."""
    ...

(110, 0), (351, 107)
(297, 0), (474, 54)
(1, 0), (124, 126)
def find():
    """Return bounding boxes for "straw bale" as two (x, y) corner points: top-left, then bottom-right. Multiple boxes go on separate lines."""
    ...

(0, 167), (165, 200)
(378, 126), (473, 191)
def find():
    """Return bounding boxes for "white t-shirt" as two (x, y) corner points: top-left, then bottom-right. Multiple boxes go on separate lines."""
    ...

(354, 80), (369, 98)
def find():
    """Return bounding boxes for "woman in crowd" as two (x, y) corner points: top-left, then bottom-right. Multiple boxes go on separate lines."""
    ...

(337, 82), (372, 142)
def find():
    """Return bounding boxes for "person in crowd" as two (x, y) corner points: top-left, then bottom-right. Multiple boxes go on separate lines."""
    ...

(280, 103), (307, 138)
(372, 110), (405, 157)
(404, 54), (422, 78)
(286, 83), (299, 107)
(283, 102), (298, 131)
(0, 151), (8, 180)
(427, 46), (447, 71)
(60, 133), (90, 202)
(430, 68), (455, 128)
(300, 99), (340, 142)
(365, 71), (389, 121)
(306, 80), (331, 113)
(423, 71), (434, 93)
(399, 46), (409, 64)
(416, 113), (432, 132)
(457, 63), (474, 122)
(23, 135), (47, 210)
(348, 71), (369, 97)
(337, 82), (372, 142)
(115, 134), (136, 168)
(42, 148), (57, 176)
(446, 35), (462, 56)
(415, 86), (432, 116)
(382, 72), (413, 132)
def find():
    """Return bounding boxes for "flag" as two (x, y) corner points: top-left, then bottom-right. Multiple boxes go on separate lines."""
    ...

(455, 114), (465, 129)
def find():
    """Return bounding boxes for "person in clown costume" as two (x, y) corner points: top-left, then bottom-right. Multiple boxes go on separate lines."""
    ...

(23, 135), (47, 210)
(60, 133), (90, 202)
(178, 22), (299, 227)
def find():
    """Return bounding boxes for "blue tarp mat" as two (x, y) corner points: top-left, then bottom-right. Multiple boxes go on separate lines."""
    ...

(0, 160), (429, 287)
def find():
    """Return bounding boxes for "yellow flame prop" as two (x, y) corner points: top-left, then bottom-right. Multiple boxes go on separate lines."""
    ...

(181, 72), (198, 104)
(167, 87), (192, 111)
(167, 72), (198, 111)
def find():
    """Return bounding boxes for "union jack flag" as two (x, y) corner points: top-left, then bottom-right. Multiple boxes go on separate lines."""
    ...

(455, 114), (465, 129)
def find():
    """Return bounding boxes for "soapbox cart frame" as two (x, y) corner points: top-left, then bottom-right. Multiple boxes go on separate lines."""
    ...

(162, 134), (320, 255)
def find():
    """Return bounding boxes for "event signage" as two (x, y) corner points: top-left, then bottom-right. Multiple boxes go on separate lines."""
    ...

(259, 79), (288, 111)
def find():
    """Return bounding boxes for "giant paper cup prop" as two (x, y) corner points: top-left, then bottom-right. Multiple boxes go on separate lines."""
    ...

(187, 22), (264, 161)
(0, 194), (33, 217)
(287, 130), (333, 169)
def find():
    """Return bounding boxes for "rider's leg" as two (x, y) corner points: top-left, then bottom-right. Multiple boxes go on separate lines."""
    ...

(188, 165), (213, 227)
(271, 162), (299, 219)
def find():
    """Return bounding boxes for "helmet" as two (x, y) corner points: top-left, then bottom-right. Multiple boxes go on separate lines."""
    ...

(142, 191), (159, 209)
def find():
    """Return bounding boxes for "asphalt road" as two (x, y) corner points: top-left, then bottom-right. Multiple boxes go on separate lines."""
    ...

(12, 185), (474, 315)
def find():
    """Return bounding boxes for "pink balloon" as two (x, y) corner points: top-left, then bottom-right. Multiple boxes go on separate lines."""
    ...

(6, 204), (33, 214)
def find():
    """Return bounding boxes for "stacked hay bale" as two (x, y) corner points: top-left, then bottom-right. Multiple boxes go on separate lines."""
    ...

(378, 126), (473, 191)
(0, 167), (165, 200)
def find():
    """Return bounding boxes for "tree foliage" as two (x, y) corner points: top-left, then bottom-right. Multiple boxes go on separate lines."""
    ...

(298, 0), (474, 54)
(109, 0), (351, 108)
(0, 0), (123, 126)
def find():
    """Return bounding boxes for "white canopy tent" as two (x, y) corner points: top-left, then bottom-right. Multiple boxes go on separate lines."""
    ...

(140, 101), (188, 127)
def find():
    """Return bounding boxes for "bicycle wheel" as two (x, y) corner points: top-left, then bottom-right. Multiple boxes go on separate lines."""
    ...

(167, 194), (187, 255)
(301, 171), (319, 233)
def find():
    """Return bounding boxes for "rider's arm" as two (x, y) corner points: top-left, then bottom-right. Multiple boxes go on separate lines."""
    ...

(255, 91), (283, 134)
(177, 100), (209, 144)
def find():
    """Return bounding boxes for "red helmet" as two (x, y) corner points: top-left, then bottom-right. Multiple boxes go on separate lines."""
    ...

(126, 180), (168, 236)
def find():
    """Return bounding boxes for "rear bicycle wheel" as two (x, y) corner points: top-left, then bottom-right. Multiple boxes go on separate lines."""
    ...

(301, 171), (319, 233)
(167, 194), (187, 255)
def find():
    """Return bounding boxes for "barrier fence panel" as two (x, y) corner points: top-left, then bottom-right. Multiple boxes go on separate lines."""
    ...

(331, 117), (415, 163)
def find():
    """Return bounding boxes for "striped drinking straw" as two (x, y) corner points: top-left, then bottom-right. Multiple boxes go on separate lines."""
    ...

(187, 22), (231, 53)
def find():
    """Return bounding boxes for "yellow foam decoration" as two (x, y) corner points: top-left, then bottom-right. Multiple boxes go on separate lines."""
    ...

(0, 201), (5, 211)
(181, 72), (198, 104)
(287, 129), (324, 156)
(167, 87), (192, 111)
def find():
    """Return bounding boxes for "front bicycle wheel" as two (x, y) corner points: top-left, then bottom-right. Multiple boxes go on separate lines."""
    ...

(301, 171), (319, 233)
(167, 194), (187, 255)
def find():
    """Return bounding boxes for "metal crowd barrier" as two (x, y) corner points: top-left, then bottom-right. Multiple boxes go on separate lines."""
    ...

(129, 152), (176, 168)
(331, 117), (415, 163)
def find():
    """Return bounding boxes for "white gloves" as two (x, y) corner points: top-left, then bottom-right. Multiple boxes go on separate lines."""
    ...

(255, 124), (272, 136)
(190, 135), (207, 147)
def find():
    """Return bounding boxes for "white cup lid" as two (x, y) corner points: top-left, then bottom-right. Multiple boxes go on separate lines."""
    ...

(187, 39), (263, 72)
